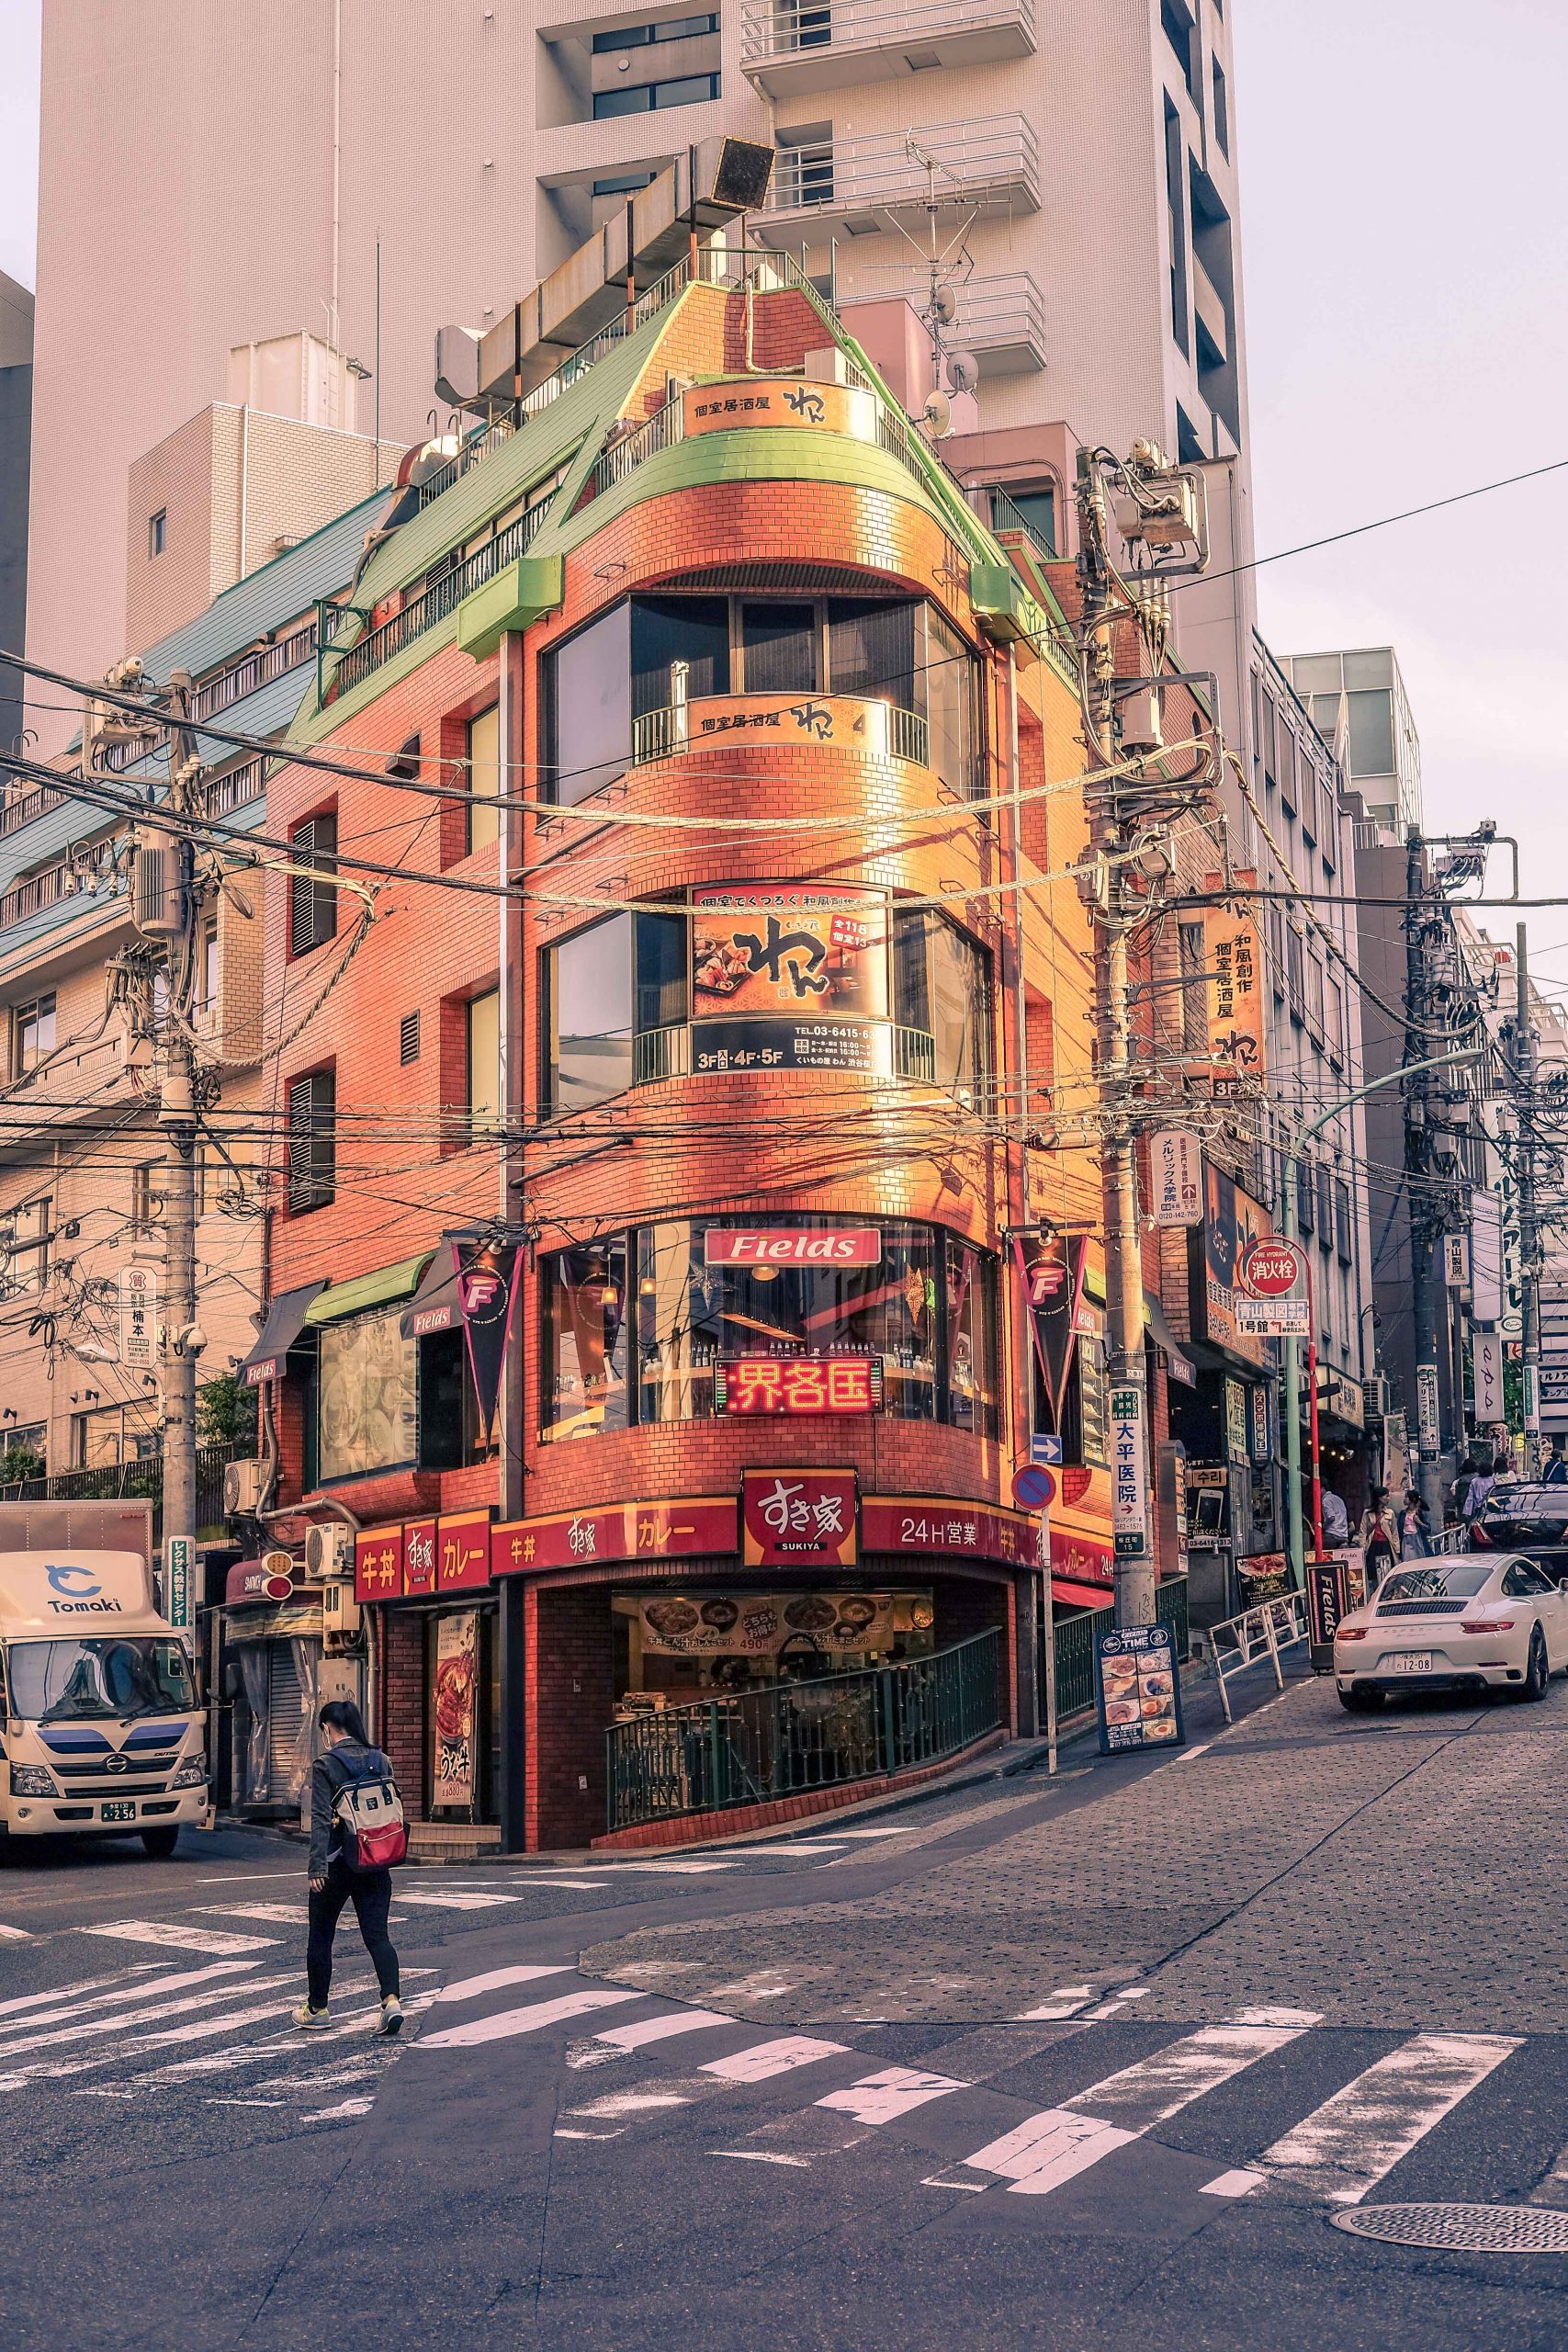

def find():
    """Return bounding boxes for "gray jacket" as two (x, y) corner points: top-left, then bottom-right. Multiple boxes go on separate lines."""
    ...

(308, 1736), (392, 1876)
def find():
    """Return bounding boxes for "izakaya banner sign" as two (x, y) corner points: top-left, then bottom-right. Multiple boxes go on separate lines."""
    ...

(1015, 1236), (1089, 1419)
(691, 885), (891, 1077)
(431, 1611), (478, 1808)
(1203, 902), (1267, 1097)
(453, 1241), (520, 1445)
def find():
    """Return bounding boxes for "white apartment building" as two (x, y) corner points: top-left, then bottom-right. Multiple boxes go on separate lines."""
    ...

(28, 0), (1245, 729)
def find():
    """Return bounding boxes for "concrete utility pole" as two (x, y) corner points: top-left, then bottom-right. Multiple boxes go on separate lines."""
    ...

(1402, 831), (1450, 1528)
(1516, 922), (1542, 1464)
(1073, 442), (1208, 1629)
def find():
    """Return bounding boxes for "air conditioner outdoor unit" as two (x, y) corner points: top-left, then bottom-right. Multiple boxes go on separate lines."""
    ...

(323, 1580), (362, 1648)
(305, 1521), (352, 1579)
(1361, 1374), (1391, 1421)
(223, 1456), (267, 1516)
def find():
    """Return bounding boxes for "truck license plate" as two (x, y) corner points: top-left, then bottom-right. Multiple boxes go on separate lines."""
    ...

(101, 1800), (137, 1823)
(1388, 1653), (1432, 1675)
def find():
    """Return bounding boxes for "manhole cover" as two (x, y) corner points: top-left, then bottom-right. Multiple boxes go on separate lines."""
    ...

(1332, 2204), (1568, 2255)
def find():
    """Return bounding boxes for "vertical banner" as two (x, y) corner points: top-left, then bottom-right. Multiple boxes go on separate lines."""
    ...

(1015, 1235), (1089, 1418)
(1416, 1363), (1440, 1456)
(1150, 1131), (1203, 1227)
(1110, 1385), (1149, 1556)
(431, 1611), (479, 1808)
(164, 1533), (195, 1634)
(454, 1240), (520, 1445)
(1202, 904), (1267, 1096)
(1443, 1234), (1469, 1289)
(1472, 1333), (1505, 1426)
(119, 1265), (157, 1370)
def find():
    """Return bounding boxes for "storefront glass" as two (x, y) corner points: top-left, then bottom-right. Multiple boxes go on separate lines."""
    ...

(317, 1307), (417, 1482)
(612, 1587), (936, 1703)
(540, 1218), (998, 1439)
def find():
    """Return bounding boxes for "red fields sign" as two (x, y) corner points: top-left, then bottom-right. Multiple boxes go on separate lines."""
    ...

(703, 1228), (881, 1268)
(741, 1470), (859, 1568)
(718, 1356), (882, 1415)
(354, 1526), (405, 1605)
(491, 1497), (738, 1577)
(1239, 1237), (1308, 1299)
(437, 1510), (493, 1593)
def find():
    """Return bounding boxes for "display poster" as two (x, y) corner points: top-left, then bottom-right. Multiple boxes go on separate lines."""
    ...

(1096, 1621), (1184, 1753)
(1203, 903), (1267, 1096)
(1472, 1333), (1505, 1427)
(691, 884), (890, 1076)
(636, 1589), (901, 1660)
(741, 1469), (858, 1568)
(1151, 1130), (1203, 1227)
(1190, 1161), (1269, 1368)
(431, 1611), (478, 1808)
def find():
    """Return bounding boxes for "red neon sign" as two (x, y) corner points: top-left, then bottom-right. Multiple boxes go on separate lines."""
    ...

(718, 1356), (882, 1415)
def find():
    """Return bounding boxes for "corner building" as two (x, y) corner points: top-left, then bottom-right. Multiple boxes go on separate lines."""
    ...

(266, 243), (1140, 1851)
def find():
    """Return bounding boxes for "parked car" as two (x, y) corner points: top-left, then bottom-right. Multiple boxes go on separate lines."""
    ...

(1468, 1483), (1568, 1577)
(1333, 1554), (1568, 1710)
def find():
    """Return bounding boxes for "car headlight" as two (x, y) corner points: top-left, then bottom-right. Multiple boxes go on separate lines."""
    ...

(171, 1760), (208, 1791)
(10, 1765), (58, 1797)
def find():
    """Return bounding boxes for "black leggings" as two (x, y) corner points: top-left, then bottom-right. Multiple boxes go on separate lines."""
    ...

(307, 1863), (400, 2008)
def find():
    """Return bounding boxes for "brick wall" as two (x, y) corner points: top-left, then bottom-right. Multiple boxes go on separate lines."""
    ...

(378, 1606), (426, 1821)
(525, 1582), (614, 1849)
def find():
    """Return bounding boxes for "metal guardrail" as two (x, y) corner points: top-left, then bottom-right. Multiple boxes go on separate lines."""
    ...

(587, 396), (686, 503)
(765, 113), (1039, 218)
(1206, 1589), (1308, 1723)
(605, 1625), (1002, 1830)
(630, 697), (929, 769)
(0, 783), (67, 837)
(742, 0), (1034, 67)
(325, 501), (552, 700)
(1048, 1577), (1190, 1723)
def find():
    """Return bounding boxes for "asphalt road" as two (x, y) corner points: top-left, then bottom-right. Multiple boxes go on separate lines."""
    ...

(3, 1659), (1566, 2352)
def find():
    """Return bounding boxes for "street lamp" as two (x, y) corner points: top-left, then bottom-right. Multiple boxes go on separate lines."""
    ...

(1279, 1047), (1477, 1589)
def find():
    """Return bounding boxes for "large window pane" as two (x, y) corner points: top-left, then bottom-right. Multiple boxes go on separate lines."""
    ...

(631, 595), (729, 717)
(466, 704), (502, 853)
(635, 910), (688, 1033)
(318, 1310), (417, 1481)
(547, 602), (631, 804)
(542, 1241), (628, 1437)
(920, 606), (977, 796)
(741, 602), (817, 694)
(827, 599), (915, 705)
(550, 915), (633, 1113)
(1346, 687), (1395, 777)
(467, 989), (502, 1137)
(894, 910), (990, 1097)
(944, 1238), (998, 1437)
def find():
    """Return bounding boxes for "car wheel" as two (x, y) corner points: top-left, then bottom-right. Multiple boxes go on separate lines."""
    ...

(141, 1826), (180, 1859)
(1521, 1627), (1550, 1703)
(1338, 1687), (1384, 1713)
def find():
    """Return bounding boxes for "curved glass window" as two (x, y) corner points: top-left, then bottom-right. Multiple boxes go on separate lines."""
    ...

(541, 1218), (997, 1438)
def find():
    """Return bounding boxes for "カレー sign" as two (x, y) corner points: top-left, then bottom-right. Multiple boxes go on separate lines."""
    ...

(492, 1496), (738, 1576)
(742, 1469), (859, 1568)
(437, 1510), (493, 1593)
(704, 1227), (881, 1268)
(1150, 1130), (1203, 1227)
(1096, 1621), (1184, 1754)
(1110, 1385), (1150, 1557)
(717, 1356), (882, 1415)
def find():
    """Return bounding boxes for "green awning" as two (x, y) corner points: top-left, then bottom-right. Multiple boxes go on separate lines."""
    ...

(303, 1251), (436, 1328)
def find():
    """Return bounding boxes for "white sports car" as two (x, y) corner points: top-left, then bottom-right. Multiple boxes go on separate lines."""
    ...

(1334, 1555), (1568, 1710)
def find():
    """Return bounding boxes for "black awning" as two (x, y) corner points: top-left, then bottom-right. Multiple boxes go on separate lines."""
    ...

(1145, 1288), (1198, 1389)
(400, 1249), (461, 1340)
(240, 1282), (328, 1386)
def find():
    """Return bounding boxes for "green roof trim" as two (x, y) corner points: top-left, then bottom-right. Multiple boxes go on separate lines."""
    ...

(304, 1251), (435, 1327)
(457, 552), (565, 661)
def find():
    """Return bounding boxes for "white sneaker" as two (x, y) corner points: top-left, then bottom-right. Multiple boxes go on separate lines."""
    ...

(379, 1995), (403, 2037)
(294, 2002), (331, 2030)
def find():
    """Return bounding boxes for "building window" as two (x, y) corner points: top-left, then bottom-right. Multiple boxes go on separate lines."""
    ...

(287, 1069), (335, 1214)
(892, 910), (992, 1099)
(543, 1218), (998, 1439)
(1161, 0), (1199, 102)
(1164, 100), (1189, 355)
(288, 814), (338, 956)
(544, 910), (686, 1115)
(1178, 922), (1208, 1053)
(592, 71), (719, 116)
(148, 509), (167, 559)
(1335, 1178), (1353, 1264)
(592, 15), (718, 49)
(7, 1196), (51, 1295)
(466, 705), (502, 854)
(400, 1011), (421, 1065)
(316, 1308), (417, 1482)
(1212, 57), (1229, 154)
(13, 993), (56, 1077)
(196, 919), (219, 1015)
(467, 989), (502, 1139)
(130, 1161), (161, 1234)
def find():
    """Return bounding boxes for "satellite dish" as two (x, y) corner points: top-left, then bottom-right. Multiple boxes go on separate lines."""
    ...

(931, 287), (958, 326)
(945, 348), (980, 396)
(921, 388), (953, 438)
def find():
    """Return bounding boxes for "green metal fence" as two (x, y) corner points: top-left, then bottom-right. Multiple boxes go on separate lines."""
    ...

(606, 1626), (1003, 1832)
(1050, 1577), (1191, 1725)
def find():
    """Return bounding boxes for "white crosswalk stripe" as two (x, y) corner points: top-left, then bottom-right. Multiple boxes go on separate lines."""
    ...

(391, 1890), (525, 1911)
(701, 2036), (849, 2084)
(1248, 2031), (1523, 2205)
(79, 1920), (279, 1955)
(417, 1988), (642, 2049)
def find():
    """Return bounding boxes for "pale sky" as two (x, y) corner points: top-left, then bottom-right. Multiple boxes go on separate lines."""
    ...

(0, 0), (1564, 933)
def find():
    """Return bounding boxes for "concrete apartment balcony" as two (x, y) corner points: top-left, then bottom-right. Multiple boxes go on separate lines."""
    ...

(850, 270), (1044, 373)
(741, 0), (1034, 96)
(756, 114), (1040, 239)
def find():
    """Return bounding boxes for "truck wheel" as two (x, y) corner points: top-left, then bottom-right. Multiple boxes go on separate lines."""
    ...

(141, 1827), (180, 1859)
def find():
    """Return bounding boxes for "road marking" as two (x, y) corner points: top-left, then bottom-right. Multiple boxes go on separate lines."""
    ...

(1255, 2032), (1522, 2205)
(0, 1924), (33, 1941)
(711, 2150), (811, 2167)
(1529, 2136), (1568, 2209)
(962, 2019), (1315, 2198)
(826, 1826), (919, 1838)
(556, 2128), (624, 2142)
(701, 2036), (849, 2084)
(709, 1843), (848, 1858)
(1202, 2168), (1265, 2198)
(193, 1905), (310, 1925)
(0, 1965), (163, 2022)
(417, 1988), (641, 2050)
(817, 2066), (968, 2124)
(301, 2096), (375, 2122)
(568, 2091), (694, 2117)
(1014, 1990), (1094, 2020)
(1175, 1745), (1212, 1762)
(596, 2008), (738, 2052)
(525, 1879), (612, 1892)
(436, 1964), (570, 2005)
(389, 1890), (523, 1911)
(0, 1963), (266, 2054)
(604, 1860), (739, 1875)
(79, 1920), (277, 1955)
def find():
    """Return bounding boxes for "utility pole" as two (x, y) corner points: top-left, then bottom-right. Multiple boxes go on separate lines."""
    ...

(1517, 922), (1541, 1466)
(1403, 830), (1449, 1528)
(1073, 443), (1208, 1627)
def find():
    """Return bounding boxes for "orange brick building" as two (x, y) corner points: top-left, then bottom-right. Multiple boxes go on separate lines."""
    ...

(259, 249), (1190, 1851)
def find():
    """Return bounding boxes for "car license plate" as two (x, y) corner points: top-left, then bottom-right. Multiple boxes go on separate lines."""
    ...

(1388, 1653), (1433, 1675)
(101, 1800), (137, 1823)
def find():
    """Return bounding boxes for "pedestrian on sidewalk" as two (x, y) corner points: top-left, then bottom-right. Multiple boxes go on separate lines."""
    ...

(1358, 1487), (1400, 1588)
(1399, 1489), (1431, 1559)
(1320, 1485), (1350, 1546)
(1543, 1438), (1568, 1487)
(295, 1700), (403, 2036)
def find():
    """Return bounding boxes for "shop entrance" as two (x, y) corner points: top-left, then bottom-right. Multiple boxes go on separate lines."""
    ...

(612, 1585), (936, 1704)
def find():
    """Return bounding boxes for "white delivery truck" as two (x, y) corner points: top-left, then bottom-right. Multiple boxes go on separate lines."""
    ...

(0, 1500), (212, 1855)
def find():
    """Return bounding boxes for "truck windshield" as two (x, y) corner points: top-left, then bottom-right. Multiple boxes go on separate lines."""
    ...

(6, 1638), (195, 1723)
